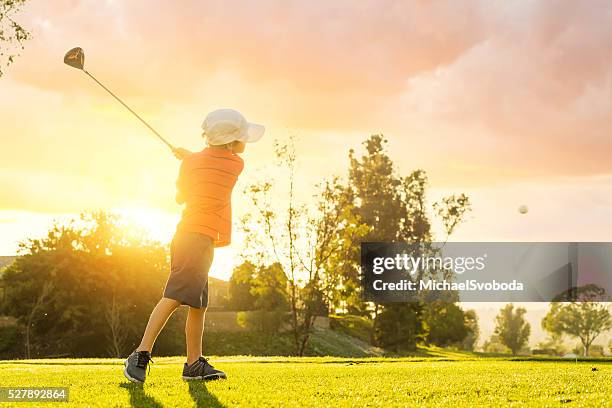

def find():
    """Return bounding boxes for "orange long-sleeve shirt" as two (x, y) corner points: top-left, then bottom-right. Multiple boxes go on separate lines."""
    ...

(175, 147), (244, 247)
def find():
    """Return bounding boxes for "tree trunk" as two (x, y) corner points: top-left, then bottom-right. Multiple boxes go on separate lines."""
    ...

(25, 320), (31, 359)
(24, 284), (53, 359)
(105, 292), (127, 358)
(298, 316), (317, 357)
(289, 282), (299, 353)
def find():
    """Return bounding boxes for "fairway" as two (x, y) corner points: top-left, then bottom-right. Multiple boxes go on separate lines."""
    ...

(0, 357), (610, 407)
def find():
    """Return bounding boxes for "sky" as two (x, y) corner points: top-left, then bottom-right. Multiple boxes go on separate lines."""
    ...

(2, 0), (612, 291)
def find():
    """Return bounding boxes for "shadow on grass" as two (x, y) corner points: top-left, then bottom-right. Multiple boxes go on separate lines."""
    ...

(187, 380), (226, 408)
(120, 382), (163, 408)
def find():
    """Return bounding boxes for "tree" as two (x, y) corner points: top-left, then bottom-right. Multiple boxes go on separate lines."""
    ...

(494, 304), (531, 355)
(242, 135), (471, 353)
(542, 285), (611, 357)
(534, 336), (568, 356)
(104, 291), (129, 358)
(251, 262), (289, 311)
(242, 138), (357, 355)
(237, 263), (290, 334)
(372, 302), (424, 352)
(338, 136), (471, 350)
(1, 212), (170, 358)
(423, 300), (469, 347)
(482, 334), (510, 354)
(227, 261), (257, 311)
(23, 281), (54, 358)
(1, 224), (81, 357)
(0, 0), (31, 77)
(461, 309), (480, 351)
(318, 177), (370, 315)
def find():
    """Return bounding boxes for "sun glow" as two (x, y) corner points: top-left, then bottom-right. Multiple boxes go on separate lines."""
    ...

(112, 205), (178, 244)
(110, 205), (238, 280)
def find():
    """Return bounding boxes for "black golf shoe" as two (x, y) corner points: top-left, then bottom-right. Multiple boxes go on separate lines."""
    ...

(182, 357), (227, 381)
(124, 350), (153, 383)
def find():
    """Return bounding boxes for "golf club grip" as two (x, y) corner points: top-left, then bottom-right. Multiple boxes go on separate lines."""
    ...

(83, 70), (174, 151)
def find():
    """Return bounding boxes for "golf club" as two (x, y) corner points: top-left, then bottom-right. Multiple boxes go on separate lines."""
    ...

(63, 47), (175, 152)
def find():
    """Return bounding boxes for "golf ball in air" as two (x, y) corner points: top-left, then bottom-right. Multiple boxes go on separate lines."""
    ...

(518, 205), (528, 214)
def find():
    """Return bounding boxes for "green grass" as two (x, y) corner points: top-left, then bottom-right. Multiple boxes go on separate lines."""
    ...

(0, 356), (610, 407)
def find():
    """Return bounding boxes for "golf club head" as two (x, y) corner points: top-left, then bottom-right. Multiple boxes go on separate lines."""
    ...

(64, 47), (85, 70)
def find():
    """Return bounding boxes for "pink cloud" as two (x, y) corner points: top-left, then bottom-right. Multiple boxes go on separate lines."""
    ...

(5, 0), (612, 183)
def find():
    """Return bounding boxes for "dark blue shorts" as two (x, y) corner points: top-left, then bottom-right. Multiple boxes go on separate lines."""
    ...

(163, 231), (214, 308)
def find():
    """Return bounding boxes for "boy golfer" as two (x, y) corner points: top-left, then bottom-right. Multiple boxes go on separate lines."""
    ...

(123, 108), (264, 383)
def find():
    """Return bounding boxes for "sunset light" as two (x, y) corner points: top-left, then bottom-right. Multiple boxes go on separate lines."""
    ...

(0, 2), (610, 405)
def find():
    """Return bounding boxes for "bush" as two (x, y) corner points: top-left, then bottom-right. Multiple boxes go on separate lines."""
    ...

(329, 314), (373, 343)
(373, 303), (425, 351)
(203, 332), (296, 356)
(482, 335), (511, 354)
(423, 301), (468, 347)
(202, 327), (375, 357)
(237, 311), (288, 334)
(589, 344), (604, 357)
(0, 324), (22, 357)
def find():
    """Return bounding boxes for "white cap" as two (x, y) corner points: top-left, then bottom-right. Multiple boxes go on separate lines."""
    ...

(201, 108), (265, 145)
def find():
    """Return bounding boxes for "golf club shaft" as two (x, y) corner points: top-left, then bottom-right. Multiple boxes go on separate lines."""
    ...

(83, 70), (174, 151)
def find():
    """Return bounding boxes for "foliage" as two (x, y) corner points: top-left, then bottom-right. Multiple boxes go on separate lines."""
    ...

(317, 177), (370, 315)
(0, 323), (20, 354)
(241, 135), (472, 353)
(542, 285), (611, 357)
(226, 262), (257, 311)
(203, 331), (297, 356)
(0, 212), (169, 358)
(347, 135), (408, 243)
(228, 261), (290, 334)
(423, 300), (469, 347)
(461, 309), (479, 351)
(250, 262), (289, 311)
(432, 194), (472, 239)
(203, 325), (376, 357)
(493, 304), (531, 355)
(241, 137), (361, 355)
(0, 0), (31, 77)
(329, 314), (374, 343)
(482, 334), (511, 354)
(534, 336), (569, 356)
(335, 135), (471, 350)
(587, 344), (604, 357)
(373, 303), (425, 352)
(236, 310), (288, 334)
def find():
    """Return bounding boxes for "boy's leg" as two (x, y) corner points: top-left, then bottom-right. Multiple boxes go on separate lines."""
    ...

(185, 306), (207, 365)
(137, 297), (181, 352)
(182, 305), (226, 380)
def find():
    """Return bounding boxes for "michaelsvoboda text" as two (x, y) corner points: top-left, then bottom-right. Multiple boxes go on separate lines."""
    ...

(372, 279), (524, 291)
